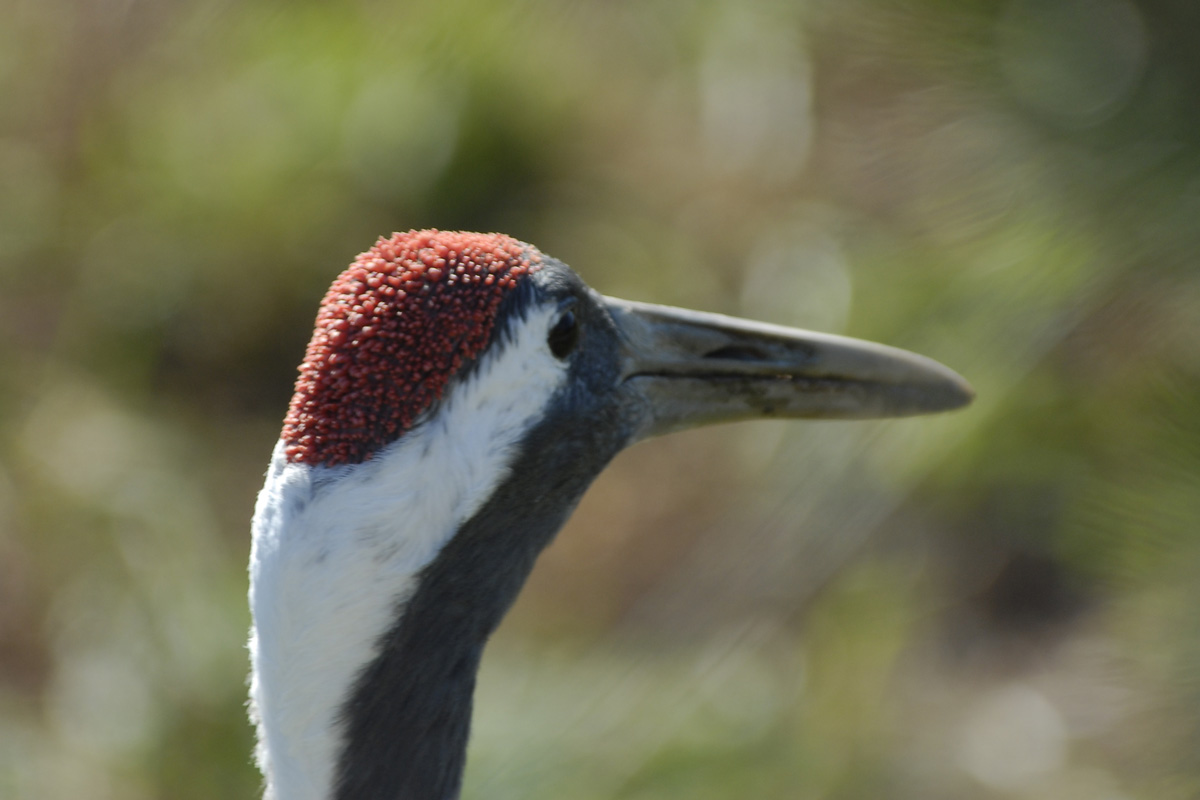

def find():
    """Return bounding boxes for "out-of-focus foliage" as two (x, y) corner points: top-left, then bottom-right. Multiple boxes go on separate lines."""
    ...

(1, 0), (1197, 798)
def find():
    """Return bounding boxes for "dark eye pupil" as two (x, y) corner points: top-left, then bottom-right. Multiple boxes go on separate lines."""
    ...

(548, 310), (579, 359)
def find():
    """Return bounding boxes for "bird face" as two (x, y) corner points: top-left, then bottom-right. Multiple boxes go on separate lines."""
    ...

(514, 258), (973, 454)
(278, 230), (969, 472)
(250, 230), (971, 800)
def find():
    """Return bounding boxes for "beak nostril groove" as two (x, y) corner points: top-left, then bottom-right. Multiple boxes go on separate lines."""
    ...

(703, 345), (768, 361)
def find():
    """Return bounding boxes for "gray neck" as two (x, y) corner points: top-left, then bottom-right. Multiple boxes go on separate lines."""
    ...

(333, 413), (627, 800)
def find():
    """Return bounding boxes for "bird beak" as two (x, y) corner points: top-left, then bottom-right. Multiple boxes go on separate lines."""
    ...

(605, 297), (974, 441)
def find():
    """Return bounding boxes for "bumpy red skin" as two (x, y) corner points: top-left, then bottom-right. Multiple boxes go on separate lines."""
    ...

(282, 230), (543, 467)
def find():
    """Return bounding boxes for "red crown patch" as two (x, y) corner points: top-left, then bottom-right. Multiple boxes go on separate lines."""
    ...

(282, 230), (542, 466)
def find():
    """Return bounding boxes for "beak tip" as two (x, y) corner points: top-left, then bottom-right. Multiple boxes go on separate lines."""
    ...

(931, 370), (975, 413)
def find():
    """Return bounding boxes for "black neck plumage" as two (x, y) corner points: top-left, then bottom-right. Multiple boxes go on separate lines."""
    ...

(332, 405), (628, 800)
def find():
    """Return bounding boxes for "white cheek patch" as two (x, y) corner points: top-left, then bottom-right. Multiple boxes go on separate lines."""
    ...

(248, 303), (567, 800)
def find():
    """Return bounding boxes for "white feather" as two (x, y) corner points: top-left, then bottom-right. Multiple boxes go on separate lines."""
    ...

(248, 302), (567, 800)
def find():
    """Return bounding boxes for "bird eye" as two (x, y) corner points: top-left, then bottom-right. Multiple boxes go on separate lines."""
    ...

(547, 309), (579, 359)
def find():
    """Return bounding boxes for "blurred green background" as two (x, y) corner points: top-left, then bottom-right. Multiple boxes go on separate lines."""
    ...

(2, 0), (1198, 798)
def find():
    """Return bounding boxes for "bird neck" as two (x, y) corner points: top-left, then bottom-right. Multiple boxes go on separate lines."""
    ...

(248, 333), (629, 799)
(250, 305), (573, 800)
(332, 437), (599, 800)
(249, 438), (485, 800)
(249, 426), (614, 800)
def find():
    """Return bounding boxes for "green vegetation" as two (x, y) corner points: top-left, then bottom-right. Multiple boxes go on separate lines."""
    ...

(1, 1), (1197, 797)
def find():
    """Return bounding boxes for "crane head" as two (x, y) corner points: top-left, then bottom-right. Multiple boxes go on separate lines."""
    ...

(281, 229), (970, 469)
(250, 229), (971, 800)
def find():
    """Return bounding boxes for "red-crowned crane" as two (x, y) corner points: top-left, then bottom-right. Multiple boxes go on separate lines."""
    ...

(249, 230), (972, 800)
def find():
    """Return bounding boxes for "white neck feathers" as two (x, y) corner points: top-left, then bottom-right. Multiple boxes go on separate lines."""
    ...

(248, 304), (565, 800)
